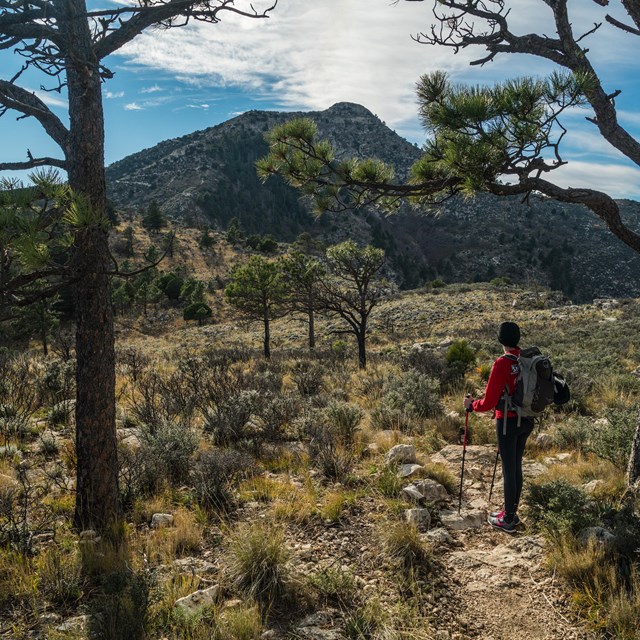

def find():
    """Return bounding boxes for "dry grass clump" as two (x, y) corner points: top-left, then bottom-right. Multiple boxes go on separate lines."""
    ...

(382, 522), (433, 579)
(550, 539), (640, 639)
(217, 602), (263, 640)
(319, 489), (357, 522)
(144, 508), (204, 563)
(226, 520), (291, 605)
(270, 475), (318, 523)
(417, 463), (457, 494)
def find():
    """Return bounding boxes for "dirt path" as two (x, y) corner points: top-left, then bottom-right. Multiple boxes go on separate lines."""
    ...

(428, 445), (595, 640)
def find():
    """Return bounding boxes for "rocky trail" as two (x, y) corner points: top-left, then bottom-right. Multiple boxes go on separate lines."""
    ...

(271, 444), (594, 640)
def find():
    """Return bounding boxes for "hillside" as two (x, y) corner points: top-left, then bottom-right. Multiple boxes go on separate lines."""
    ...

(106, 102), (640, 301)
(3, 273), (639, 639)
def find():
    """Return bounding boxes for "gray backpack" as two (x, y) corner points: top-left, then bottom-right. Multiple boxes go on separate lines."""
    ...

(500, 347), (556, 433)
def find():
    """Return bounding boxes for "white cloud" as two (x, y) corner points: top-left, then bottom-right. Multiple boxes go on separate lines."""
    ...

(115, 0), (479, 128)
(551, 161), (640, 199)
(124, 102), (144, 111)
(28, 88), (68, 109)
(141, 84), (162, 94)
(105, 91), (125, 99)
(108, 0), (639, 199)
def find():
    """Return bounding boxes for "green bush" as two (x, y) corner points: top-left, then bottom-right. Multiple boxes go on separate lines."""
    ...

(445, 340), (476, 370)
(140, 421), (198, 488)
(524, 479), (596, 535)
(191, 449), (256, 511)
(308, 565), (357, 605)
(589, 409), (636, 468)
(324, 401), (363, 447)
(383, 371), (443, 419)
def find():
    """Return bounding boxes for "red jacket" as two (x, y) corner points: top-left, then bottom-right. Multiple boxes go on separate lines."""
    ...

(472, 347), (521, 419)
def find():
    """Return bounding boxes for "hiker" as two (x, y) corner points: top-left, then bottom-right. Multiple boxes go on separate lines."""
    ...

(463, 321), (534, 533)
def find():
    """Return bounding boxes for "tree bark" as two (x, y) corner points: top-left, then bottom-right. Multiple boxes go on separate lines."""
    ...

(64, 0), (120, 532)
(627, 408), (640, 491)
(356, 328), (366, 370)
(263, 313), (271, 359)
(308, 307), (315, 351)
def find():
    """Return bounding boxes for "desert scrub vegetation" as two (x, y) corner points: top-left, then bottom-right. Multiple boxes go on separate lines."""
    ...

(2, 283), (640, 638)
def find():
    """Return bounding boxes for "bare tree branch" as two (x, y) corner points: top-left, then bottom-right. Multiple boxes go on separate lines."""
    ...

(0, 155), (66, 171)
(94, 0), (276, 59)
(0, 80), (69, 151)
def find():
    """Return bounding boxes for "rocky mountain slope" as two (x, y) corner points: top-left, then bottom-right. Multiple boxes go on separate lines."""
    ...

(106, 103), (640, 302)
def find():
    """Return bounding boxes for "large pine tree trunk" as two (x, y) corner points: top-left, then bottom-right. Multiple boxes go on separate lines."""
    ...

(64, 0), (120, 532)
(628, 408), (640, 491)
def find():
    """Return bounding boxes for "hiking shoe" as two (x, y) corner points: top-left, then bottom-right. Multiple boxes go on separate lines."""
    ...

(487, 513), (517, 534)
(490, 510), (520, 526)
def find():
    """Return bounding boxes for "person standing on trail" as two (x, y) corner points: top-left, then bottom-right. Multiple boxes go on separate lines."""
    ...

(463, 321), (534, 534)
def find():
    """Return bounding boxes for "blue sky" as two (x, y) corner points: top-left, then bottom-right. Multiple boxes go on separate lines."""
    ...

(1, 0), (640, 198)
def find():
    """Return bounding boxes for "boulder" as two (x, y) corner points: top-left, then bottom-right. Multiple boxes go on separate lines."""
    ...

(412, 478), (449, 502)
(440, 509), (484, 531)
(398, 463), (423, 478)
(174, 584), (220, 613)
(405, 508), (431, 531)
(422, 528), (454, 546)
(385, 444), (416, 466)
(151, 513), (174, 528)
(401, 485), (425, 503)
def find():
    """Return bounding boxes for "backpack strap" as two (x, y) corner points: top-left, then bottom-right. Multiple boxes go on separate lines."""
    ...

(500, 353), (520, 433)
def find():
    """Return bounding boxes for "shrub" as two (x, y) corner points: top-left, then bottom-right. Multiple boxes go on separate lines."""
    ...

(308, 565), (357, 605)
(139, 421), (198, 489)
(254, 393), (300, 443)
(369, 405), (416, 433)
(304, 414), (355, 481)
(589, 409), (636, 468)
(553, 416), (592, 452)
(445, 340), (476, 371)
(227, 521), (290, 605)
(399, 348), (446, 379)
(203, 390), (261, 446)
(88, 568), (151, 640)
(383, 371), (443, 419)
(291, 362), (325, 396)
(191, 449), (257, 511)
(324, 401), (363, 447)
(524, 479), (596, 535)
(36, 546), (85, 609)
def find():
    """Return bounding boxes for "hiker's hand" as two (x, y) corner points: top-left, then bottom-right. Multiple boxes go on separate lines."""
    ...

(463, 395), (474, 411)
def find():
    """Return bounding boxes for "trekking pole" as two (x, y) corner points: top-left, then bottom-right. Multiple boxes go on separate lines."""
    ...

(458, 398), (471, 515)
(488, 448), (500, 505)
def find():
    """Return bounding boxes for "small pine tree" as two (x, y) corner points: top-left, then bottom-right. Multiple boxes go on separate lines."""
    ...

(142, 201), (166, 231)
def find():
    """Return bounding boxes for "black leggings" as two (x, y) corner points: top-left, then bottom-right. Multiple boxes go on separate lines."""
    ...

(496, 416), (534, 521)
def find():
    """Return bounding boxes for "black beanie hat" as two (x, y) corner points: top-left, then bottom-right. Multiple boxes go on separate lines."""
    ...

(498, 321), (520, 348)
